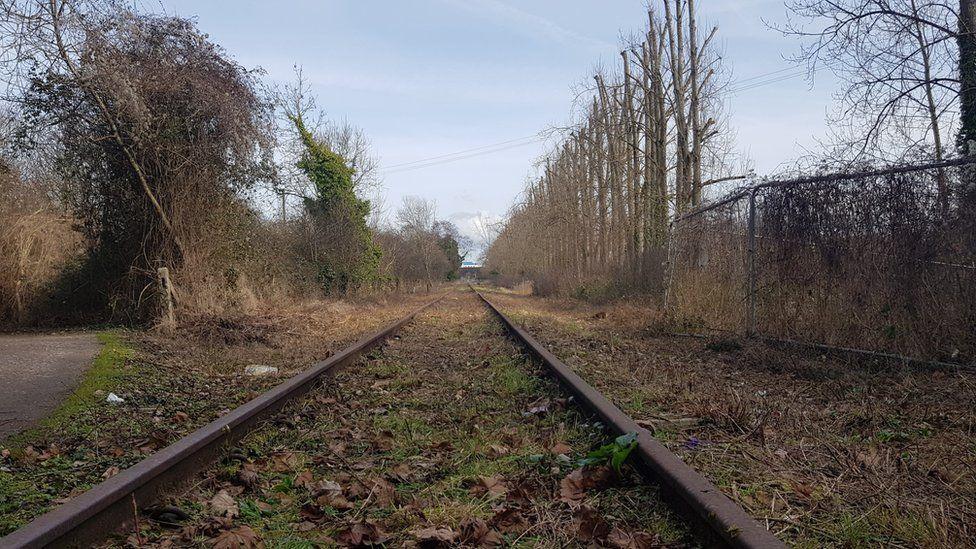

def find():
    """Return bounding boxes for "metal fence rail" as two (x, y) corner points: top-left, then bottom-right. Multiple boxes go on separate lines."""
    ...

(667, 156), (976, 368)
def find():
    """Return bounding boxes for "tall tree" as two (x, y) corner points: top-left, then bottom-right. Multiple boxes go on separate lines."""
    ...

(961, 0), (976, 150)
(780, 0), (963, 163)
(291, 114), (380, 293)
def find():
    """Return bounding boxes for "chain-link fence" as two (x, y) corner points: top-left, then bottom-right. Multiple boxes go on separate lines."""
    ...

(667, 157), (976, 366)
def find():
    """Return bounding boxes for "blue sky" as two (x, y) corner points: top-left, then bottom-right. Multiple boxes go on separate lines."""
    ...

(152, 0), (838, 247)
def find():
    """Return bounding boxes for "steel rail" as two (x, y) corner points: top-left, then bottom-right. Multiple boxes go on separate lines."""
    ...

(0, 296), (443, 549)
(474, 288), (784, 549)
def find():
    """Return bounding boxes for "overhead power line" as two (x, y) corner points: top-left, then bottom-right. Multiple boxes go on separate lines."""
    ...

(381, 66), (818, 175)
(382, 134), (546, 174)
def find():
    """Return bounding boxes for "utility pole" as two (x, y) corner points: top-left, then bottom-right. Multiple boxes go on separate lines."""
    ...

(960, 0), (976, 152)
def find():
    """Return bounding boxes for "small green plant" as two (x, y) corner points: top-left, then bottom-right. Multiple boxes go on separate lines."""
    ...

(580, 432), (638, 475)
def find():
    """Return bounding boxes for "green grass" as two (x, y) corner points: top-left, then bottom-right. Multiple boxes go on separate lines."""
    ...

(1, 332), (133, 534)
(4, 332), (133, 452)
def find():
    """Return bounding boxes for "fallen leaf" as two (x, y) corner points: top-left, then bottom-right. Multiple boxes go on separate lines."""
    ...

(490, 507), (529, 534)
(269, 452), (302, 472)
(369, 477), (397, 507)
(300, 503), (325, 522)
(316, 491), (354, 510)
(469, 475), (508, 499)
(336, 520), (388, 547)
(459, 517), (504, 546)
(372, 430), (395, 452)
(550, 442), (572, 455)
(607, 528), (662, 548)
(210, 490), (239, 518)
(328, 441), (348, 456)
(574, 505), (610, 541)
(411, 526), (458, 548)
(486, 444), (510, 458)
(559, 466), (613, 504)
(212, 526), (264, 549)
(102, 466), (121, 479)
(294, 470), (315, 489)
(390, 462), (414, 481)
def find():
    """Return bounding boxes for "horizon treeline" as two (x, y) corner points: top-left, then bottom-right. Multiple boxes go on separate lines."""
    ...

(486, 1), (742, 296)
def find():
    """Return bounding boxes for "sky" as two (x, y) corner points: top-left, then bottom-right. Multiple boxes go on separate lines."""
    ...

(151, 0), (839, 255)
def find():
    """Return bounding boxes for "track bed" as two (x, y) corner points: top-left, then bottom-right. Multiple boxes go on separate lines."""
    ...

(102, 291), (695, 547)
(479, 288), (976, 547)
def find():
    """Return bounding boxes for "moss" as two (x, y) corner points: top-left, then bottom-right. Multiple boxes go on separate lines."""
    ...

(0, 332), (134, 533)
(5, 332), (133, 451)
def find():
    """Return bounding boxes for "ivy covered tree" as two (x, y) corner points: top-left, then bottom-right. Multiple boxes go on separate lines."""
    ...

(291, 114), (380, 292)
(433, 221), (466, 280)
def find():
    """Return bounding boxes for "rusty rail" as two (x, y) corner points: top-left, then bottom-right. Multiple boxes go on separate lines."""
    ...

(0, 297), (442, 549)
(474, 288), (784, 549)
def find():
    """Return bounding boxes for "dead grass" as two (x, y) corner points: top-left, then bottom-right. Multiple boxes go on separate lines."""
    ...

(483, 288), (976, 548)
(0, 174), (83, 326)
(0, 292), (436, 534)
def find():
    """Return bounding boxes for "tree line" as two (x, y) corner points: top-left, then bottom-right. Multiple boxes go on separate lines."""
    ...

(486, 1), (741, 296)
(0, 0), (463, 326)
(485, 0), (976, 297)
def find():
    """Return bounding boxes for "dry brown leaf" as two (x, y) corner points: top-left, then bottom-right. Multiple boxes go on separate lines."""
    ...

(316, 491), (354, 510)
(607, 528), (663, 548)
(372, 430), (395, 452)
(559, 466), (613, 504)
(411, 526), (458, 548)
(550, 442), (572, 455)
(390, 462), (414, 481)
(336, 520), (388, 547)
(573, 505), (610, 541)
(469, 475), (508, 499)
(212, 526), (264, 549)
(459, 517), (505, 546)
(210, 490), (239, 518)
(293, 470), (315, 489)
(369, 477), (397, 507)
(269, 451), (302, 472)
(490, 507), (529, 534)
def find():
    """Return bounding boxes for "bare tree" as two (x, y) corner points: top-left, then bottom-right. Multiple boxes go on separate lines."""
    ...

(396, 196), (441, 291)
(485, 3), (738, 295)
(777, 0), (963, 169)
(0, 0), (273, 317)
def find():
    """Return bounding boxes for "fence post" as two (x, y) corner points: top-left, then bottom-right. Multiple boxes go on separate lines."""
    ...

(745, 189), (757, 337)
(157, 267), (176, 331)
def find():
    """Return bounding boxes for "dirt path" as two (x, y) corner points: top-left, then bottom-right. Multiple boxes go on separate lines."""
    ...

(121, 290), (695, 547)
(0, 332), (100, 440)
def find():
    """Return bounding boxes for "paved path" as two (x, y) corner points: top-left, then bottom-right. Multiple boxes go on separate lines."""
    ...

(0, 333), (101, 440)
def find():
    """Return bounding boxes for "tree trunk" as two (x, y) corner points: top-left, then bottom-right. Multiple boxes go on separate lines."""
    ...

(960, 0), (976, 151)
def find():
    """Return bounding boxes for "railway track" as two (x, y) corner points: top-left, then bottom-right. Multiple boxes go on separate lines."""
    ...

(1, 289), (782, 548)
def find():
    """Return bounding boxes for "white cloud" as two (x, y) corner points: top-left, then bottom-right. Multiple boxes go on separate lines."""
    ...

(438, 0), (614, 51)
(448, 210), (504, 259)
